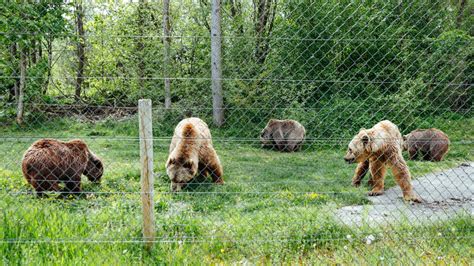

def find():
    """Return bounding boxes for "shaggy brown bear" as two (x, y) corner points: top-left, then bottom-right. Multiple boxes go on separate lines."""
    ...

(403, 128), (450, 161)
(260, 119), (306, 152)
(22, 139), (103, 197)
(344, 120), (421, 202)
(166, 117), (223, 192)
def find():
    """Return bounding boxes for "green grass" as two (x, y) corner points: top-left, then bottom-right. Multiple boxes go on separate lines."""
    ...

(0, 116), (472, 264)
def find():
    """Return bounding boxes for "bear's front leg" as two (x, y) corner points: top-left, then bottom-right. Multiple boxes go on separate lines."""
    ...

(171, 182), (185, 192)
(62, 176), (82, 198)
(368, 160), (385, 196)
(204, 151), (224, 185)
(352, 160), (369, 187)
(208, 161), (224, 184)
(408, 148), (418, 160)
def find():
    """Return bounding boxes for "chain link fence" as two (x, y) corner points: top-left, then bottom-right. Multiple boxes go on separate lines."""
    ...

(1, 1), (472, 264)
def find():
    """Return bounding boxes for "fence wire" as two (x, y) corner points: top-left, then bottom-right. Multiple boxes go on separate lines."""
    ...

(0, 1), (473, 264)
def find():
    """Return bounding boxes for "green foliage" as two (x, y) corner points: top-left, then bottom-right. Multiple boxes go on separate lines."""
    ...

(1, 1), (471, 125)
(0, 117), (472, 264)
(0, 1), (69, 105)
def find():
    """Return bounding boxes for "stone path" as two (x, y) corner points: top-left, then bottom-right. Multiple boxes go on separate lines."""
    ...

(336, 162), (474, 227)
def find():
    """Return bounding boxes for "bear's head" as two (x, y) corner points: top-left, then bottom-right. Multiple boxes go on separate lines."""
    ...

(166, 156), (198, 192)
(84, 151), (104, 182)
(344, 129), (373, 164)
(68, 139), (104, 182)
(260, 119), (277, 146)
(402, 134), (409, 151)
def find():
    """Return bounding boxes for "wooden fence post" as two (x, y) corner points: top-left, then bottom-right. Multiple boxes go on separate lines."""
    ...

(138, 99), (155, 250)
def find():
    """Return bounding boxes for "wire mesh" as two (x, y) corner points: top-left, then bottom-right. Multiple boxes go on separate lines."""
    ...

(0, 0), (472, 264)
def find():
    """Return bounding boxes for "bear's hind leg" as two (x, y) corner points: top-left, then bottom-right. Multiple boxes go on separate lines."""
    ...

(429, 148), (445, 162)
(391, 160), (421, 202)
(31, 177), (59, 198)
(422, 151), (432, 161)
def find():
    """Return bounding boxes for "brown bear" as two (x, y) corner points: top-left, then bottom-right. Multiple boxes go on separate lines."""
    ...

(260, 119), (306, 152)
(344, 120), (421, 202)
(22, 139), (103, 197)
(403, 128), (450, 161)
(166, 117), (223, 192)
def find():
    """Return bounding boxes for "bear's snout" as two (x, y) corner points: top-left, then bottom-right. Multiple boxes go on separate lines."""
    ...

(344, 154), (355, 164)
(344, 157), (355, 164)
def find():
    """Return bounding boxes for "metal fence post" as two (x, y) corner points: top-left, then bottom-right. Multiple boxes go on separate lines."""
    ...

(138, 99), (155, 250)
(211, 0), (224, 126)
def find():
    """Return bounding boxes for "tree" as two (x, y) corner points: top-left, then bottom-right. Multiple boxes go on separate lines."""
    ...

(456, 0), (467, 28)
(136, 0), (146, 91)
(16, 45), (26, 124)
(9, 43), (19, 102)
(75, 1), (86, 102)
(163, 0), (172, 109)
(253, 0), (277, 64)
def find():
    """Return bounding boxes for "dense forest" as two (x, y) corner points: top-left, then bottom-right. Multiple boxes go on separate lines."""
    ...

(0, 1), (472, 136)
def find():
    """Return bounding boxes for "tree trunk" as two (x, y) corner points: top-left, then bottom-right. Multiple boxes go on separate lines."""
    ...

(9, 43), (19, 102)
(16, 47), (27, 125)
(456, 0), (467, 28)
(229, 0), (244, 33)
(38, 39), (42, 59)
(136, 0), (146, 91)
(254, 0), (276, 64)
(31, 40), (37, 64)
(211, 0), (224, 126)
(163, 0), (171, 109)
(75, 2), (86, 102)
(44, 36), (53, 95)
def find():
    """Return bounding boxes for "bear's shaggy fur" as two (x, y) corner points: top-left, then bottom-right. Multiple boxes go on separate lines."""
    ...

(22, 139), (103, 197)
(344, 120), (421, 202)
(260, 119), (306, 152)
(403, 128), (450, 161)
(166, 117), (224, 192)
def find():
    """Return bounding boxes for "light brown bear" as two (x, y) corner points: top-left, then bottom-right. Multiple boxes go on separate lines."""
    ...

(22, 139), (103, 197)
(260, 119), (306, 152)
(344, 120), (421, 202)
(403, 128), (450, 161)
(166, 117), (224, 192)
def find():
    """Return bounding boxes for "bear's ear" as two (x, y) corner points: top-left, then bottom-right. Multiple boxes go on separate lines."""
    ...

(361, 134), (371, 146)
(268, 119), (278, 125)
(183, 160), (193, 169)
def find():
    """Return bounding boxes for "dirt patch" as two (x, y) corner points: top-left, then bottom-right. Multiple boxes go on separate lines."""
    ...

(336, 162), (473, 227)
(31, 104), (137, 121)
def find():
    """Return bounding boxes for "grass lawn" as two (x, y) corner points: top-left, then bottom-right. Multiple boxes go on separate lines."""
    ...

(0, 115), (472, 264)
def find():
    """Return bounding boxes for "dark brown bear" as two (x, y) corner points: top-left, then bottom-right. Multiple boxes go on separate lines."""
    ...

(403, 128), (450, 161)
(22, 139), (103, 197)
(260, 119), (306, 152)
